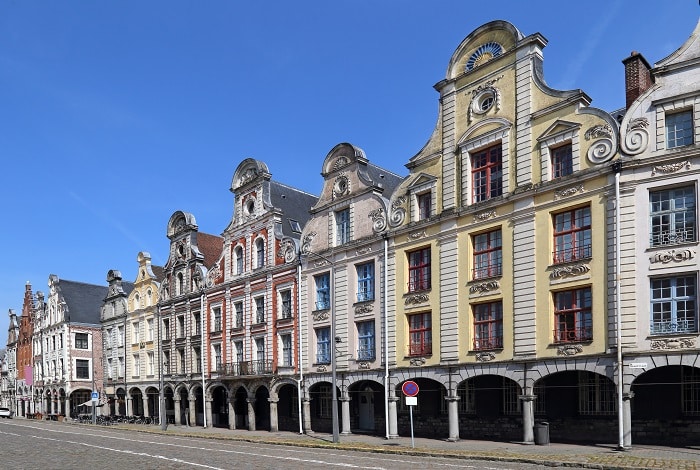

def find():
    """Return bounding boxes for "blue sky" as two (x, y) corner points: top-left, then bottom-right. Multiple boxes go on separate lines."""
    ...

(1, 1), (698, 339)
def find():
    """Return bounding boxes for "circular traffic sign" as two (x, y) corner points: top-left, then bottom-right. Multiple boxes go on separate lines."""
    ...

(402, 380), (419, 397)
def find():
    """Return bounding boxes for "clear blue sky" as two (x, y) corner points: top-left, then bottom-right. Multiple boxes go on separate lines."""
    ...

(1, 1), (698, 340)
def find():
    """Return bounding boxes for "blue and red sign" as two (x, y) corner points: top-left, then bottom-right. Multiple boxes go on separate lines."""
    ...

(402, 380), (419, 397)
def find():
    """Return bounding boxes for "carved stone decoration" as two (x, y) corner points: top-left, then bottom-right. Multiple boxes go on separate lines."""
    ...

(473, 210), (496, 222)
(468, 77), (503, 123)
(623, 117), (649, 155)
(650, 249), (695, 264)
(585, 124), (615, 164)
(277, 239), (297, 263)
(333, 174), (350, 198)
(585, 124), (613, 140)
(355, 303), (374, 315)
(557, 344), (583, 356)
(313, 311), (329, 322)
(650, 337), (695, 349)
(475, 351), (496, 362)
(651, 160), (690, 176)
(408, 230), (427, 240)
(550, 264), (591, 279)
(333, 156), (349, 171)
(159, 279), (169, 301)
(205, 263), (221, 287)
(238, 167), (259, 187)
(405, 293), (429, 305)
(300, 232), (316, 255)
(409, 357), (426, 366)
(554, 184), (585, 200)
(356, 247), (372, 255)
(469, 281), (499, 294)
(316, 365), (328, 373)
(357, 362), (371, 370)
(389, 196), (407, 227)
(368, 208), (387, 233)
(192, 269), (203, 291)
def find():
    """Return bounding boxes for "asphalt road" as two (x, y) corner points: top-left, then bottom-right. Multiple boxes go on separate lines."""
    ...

(0, 419), (582, 470)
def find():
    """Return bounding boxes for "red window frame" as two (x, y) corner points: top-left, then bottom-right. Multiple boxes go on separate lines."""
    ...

(408, 247), (431, 292)
(472, 144), (502, 203)
(473, 301), (503, 350)
(553, 206), (592, 264)
(551, 144), (573, 178)
(553, 287), (593, 343)
(472, 229), (502, 279)
(408, 313), (432, 356)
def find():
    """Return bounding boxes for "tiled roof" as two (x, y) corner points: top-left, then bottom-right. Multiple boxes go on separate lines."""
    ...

(151, 265), (165, 282)
(197, 232), (224, 267)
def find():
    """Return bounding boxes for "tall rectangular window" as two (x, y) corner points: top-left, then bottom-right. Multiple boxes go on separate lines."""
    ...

(553, 287), (593, 343)
(255, 297), (265, 324)
(651, 275), (697, 334)
(281, 334), (293, 366)
(666, 111), (694, 149)
(193, 312), (201, 335)
(551, 144), (573, 178)
(356, 262), (374, 302)
(417, 192), (431, 220)
(162, 352), (170, 375)
(132, 354), (140, 377)
(234, 301), (244, 328)
(473, 301), (503, 350)
(553, 206), (592, 264)
(336, 208), (350, 245)
(213, 344), (222, 372)
(255, 338), (265, 373)
(472, 144), (502, 203)
(256, 239), (266, 268)
(316, 327), (330, 364)
(235, 247), (244, 275)
(76, 359), (90, 379)
(75, 333), (89, 349)
(133, 322), (140, 344)
(147, 319), (154, 341)
(146, 352), (154, 376)
(117, 357), (124, 378)
(315, 273), (330, 310)
(213, 306), (222, 332)
(162, 319), (170, 340)
(650, 186), (696, 246)
(194, 347), (202, 373)
(178, 349), (185, 374)
(408, 248), (431, 292)
(473, 229), (502, 279)
(281, 290), (293, 319)
(408, 313), (432, 356)
(177, 316), (185, 338)
(234, 341), (244, 363)
(357, 321), (375, 361)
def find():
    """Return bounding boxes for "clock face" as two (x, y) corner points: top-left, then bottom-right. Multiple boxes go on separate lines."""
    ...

(466, 42), (503, 71)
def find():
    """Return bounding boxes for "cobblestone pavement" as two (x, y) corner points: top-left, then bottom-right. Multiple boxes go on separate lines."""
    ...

(65, 420), (700, 470)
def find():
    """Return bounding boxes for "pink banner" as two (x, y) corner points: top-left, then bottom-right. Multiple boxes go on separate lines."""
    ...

(24, 365), (33, 386)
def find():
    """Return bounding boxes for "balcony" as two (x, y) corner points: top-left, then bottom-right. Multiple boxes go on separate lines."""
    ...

(553, 326), (593, 344)
(650, 228), (695, 247)
(473, 336), (503, 351)
(472, 263), (502, 280)
(552, 244), (592, 265)
(407, 342), (432, 357)
(356, 348), (375, 361)
(220, 360), (273, 377)
(651, 319), (697, 335)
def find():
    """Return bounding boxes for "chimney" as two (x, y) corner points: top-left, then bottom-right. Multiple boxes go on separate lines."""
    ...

(622, 51), (653, 110)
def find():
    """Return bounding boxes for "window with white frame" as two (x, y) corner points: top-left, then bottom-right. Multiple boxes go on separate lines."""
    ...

(255, 238), (265, 268)
(255, 338), (265, 372)
(651, 275), (697, 334)
(234, 341), (244, 363)
(315, 273), (330, 310)
(650, 186), (696, 246)
(193, 346), (201, 373)
(147, 319), (154, 341)
(551, 143), (573, 178)
(178, 348), (185, 374)
(666, 110), (694, 149)
(254, 296), (265, 324)
(162, 318), (170, 339)
(76, 359), (90, 379)
(417, 191), (431, 220)
(235, 246), (244, 274)
(162, 351), (170, 375)
(132, 354), (140, 377)
(357, 321), (375, 361)
(212, 306), (222, 332)
(356, 262), (374, 302)
(75, 332), (89, 349)
(177, 315), (185, 338)
(107, 358), (113, 379)
(117, 357), (124, 378)
(146, 352), (154, 376)
(234, 301), (244, 328)
(280, 290), (293, 319)
(336, 208), (350, 245)
(316, 327), (331, 364)
(281, 333), (293, 367)
(132, 321), (140, 344)
(213, 344), (222, 372)
(193, 312), (201, 335)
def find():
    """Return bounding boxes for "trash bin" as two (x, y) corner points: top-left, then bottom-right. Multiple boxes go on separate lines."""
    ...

(533, 421), (549, 445)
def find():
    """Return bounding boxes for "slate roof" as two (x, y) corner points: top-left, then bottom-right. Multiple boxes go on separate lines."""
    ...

(58, 280), (108, 325)
(268, 180), (318, 238)
(151, 265), (165, 282)
(365, 162), (404, 196)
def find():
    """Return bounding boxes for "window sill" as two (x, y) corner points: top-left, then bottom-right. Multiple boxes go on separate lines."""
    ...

(549, 256), (592, 268)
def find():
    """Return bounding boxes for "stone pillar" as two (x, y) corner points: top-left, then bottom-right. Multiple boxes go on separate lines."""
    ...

(446, 395), (460, 441)
(205, 398), (213, 428)
(228, 399), (236, 430)
(388, 396), (399, 438)
(340, 396), (351, 435)
(247, 398), (256, 431)
(268, 397), (279, 432)
(623, 392), (634, 448)
(188, 398), (196, 426)
(142, 395), (149, 417)
(520, 394), (536, 444)
(302, 398), (312, 434)
(126, 397), (133, 416)
(64, 397), (70, 418)
(174, 398), (181, 425)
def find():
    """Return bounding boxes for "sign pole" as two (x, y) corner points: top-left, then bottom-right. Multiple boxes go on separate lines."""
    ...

(401, 380), (419, 449)
(409, 404), (415, 448)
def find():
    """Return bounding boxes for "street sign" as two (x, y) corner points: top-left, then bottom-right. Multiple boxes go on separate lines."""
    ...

(628, 362), (648, 369)
(405, 396), (417, 406)
(402, 380), (419, 397)
(91, 391), (99, 402)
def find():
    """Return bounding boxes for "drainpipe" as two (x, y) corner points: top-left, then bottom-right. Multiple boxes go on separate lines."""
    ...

(200, 291), (207, 428)
(613, 161), (624, 451)
(383, 234), (390, 440)
(296, 260), (304, 434)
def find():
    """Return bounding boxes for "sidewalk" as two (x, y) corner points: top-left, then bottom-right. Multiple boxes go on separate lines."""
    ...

(97, 421), (700, 470)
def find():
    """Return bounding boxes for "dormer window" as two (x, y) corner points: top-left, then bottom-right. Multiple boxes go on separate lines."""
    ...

(666, 110), (694, 149)
(335, 208), (350, 245)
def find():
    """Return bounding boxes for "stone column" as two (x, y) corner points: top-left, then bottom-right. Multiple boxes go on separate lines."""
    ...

(188, 398), (196, 426)
(268, 397), (279, 432)
(520, 394), (536, 444)
(623, 392), (634, 448)
(302, 398), (312, 434)
(247, 398), (256, 431)
(228, 399), (236, 430)
(64, 397), (70, 418)
(388, 396), (399, 438)
(174, 398), (181, 425)
(446, 395), (460, 441)
(126, 397), (133, 416)
(340, 396), (351, 435)
(205, 398), (213, 428)
(142, 395), (149, 417)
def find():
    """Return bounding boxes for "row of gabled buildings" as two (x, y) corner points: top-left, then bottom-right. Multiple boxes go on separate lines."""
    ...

(3, 18), (700, 446)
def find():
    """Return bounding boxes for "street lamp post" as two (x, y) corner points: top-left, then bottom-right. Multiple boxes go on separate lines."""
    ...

(303, 250), (339, 443)
(92, 332), (96, 425)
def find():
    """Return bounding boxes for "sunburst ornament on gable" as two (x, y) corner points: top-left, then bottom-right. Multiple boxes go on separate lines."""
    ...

(466, 42), (503, 71)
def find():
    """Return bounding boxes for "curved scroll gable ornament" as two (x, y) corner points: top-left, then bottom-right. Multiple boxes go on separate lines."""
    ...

(277, 239), (297, 263)
(651, 160), (690, 176)
(237, 167), (259, 187)
(192, 269), (203, 291)
(205, 263), (221, 287)
(585, 124), (615, 164)
(388, 195), (407, 227)
(333, 156), (349, 171)
(300, 232), (317, 255)
(622, 117), (649, 155)
(368, 208), (387, 233)
(333, 174), (350, 199)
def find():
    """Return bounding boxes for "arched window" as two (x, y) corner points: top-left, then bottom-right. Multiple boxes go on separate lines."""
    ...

(134, 293), (141, 308)
(177, 272), (184, 295)
(234, 246), (244, 275)
(146, 289), (152, 306)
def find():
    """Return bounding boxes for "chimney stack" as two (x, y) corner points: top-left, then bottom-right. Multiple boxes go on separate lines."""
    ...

(622, 51), (653, 110)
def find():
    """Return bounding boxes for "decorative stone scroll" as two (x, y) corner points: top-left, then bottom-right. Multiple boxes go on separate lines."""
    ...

(313, 311), (329, 322)
(356, 247), (372, 256)
(205, 263), (221, 287)
(357, 362), (371, 370)
(623, 117), (649, 155)
(300, 232), (316, 255)
(408, 230), (427, 241)
(473, 210), (496, 223)
(554, 184), (584, 200)
(355, 303), (374, 315)
(650, 249), (695, 264)
(651, 160), (690, 176)
(469, 281), (499, 294)
(405, 293), (429, 305)
(557, 344), (583, 356)
(316, 365), (328, 373)
(475, 351), (496, 362)
(369, 208), (387, 233)
(277, 239), (297, 263)
(550, 264), (590, 280)
(389, 196), (407, 227)
(585, 124), (615, 164)
(409, 357), (426, 366)
(333, 156), (349, 171)
(650, 337), (695, 350)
